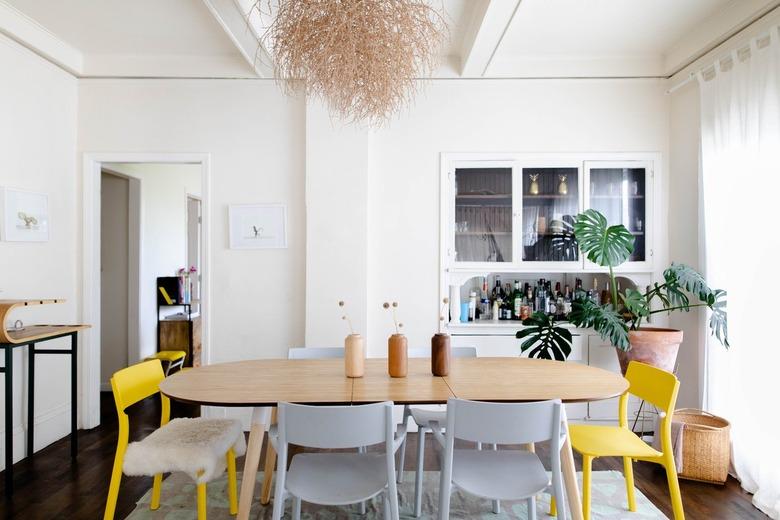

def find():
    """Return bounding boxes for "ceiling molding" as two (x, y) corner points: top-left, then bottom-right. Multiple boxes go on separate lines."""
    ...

(458, 0), (522, 77)
(200, 0), (272, 78)
(82, 53), (259, 79)
(0, 0), (82, 75)
(664, 0), (780, 76)
(488, 54), (665, 79)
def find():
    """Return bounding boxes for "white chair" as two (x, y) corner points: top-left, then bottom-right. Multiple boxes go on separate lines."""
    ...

(396, 346), (477, 517)
(287, 346), (344, 359)
(270, 401), (406, 520)
(432, 398), (568, 520)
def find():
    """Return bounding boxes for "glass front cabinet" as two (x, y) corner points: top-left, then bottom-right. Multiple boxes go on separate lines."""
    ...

(443, 154), (655, 273)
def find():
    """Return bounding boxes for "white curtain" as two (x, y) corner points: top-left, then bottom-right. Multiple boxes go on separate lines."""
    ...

(700, 26), (780, 519)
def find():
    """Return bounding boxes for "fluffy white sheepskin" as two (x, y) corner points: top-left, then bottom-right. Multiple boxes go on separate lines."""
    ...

(123, 418), (246, 484)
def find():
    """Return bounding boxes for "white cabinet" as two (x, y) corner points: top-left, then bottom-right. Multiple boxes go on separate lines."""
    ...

(442, 152), (658, 274)
(586, 335), (640, 422)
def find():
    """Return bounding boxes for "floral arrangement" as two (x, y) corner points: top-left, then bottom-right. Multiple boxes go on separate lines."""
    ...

(382, 301), (403, 334)
(338, 300), (355, 335)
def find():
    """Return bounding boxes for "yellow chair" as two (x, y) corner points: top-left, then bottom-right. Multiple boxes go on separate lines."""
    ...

(564, 361), (684, 520)
(145, 350), (187, 375)
(103, 360), (245, 520)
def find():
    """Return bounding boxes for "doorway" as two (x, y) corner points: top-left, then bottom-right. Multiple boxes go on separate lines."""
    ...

(82, 153), (210, 429)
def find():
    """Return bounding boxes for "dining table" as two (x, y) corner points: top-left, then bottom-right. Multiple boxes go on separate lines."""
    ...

(159, 356), (629, 520)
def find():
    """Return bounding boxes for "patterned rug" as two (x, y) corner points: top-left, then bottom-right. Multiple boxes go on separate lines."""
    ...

(126, 470), (667, 519)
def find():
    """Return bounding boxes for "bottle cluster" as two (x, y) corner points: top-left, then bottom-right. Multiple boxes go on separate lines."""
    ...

(464, 276), (617, 323)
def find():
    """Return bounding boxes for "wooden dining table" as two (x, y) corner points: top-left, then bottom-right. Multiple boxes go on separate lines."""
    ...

(160, 356), (628, 520)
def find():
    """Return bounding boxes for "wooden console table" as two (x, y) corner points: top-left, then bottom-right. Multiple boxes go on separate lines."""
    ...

(0, 299), (90, 497)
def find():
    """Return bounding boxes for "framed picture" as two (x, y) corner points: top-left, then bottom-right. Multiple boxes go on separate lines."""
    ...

(0, 188), (49, 242)
(228, 204), (287, 249)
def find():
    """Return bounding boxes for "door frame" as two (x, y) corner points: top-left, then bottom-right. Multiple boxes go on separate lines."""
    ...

(82, 152), (211, 429)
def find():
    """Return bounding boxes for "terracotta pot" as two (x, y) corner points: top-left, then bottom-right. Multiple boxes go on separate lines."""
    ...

(388, 334), (408, 378)
(344, 334), (365, 378)
(617, 328), (684, 375)
(431, 333), (451, 376)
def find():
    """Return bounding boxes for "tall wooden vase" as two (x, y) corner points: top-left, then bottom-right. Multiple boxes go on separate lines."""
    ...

(344, 334), (365, 378)
(388, 334), (408, 378)
(431, 333), (451, 376)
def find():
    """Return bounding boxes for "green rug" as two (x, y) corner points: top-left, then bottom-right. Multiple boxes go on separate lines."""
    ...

(126, 470), (667, 519)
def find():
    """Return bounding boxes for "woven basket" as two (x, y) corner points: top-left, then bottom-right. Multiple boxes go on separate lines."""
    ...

(674, 408), (731, 484)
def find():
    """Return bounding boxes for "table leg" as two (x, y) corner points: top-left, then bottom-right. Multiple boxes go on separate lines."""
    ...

(237, 407), (270, 520)
(70, 332), (77, 458)
(27, 343), (34, 458)
(561, 431), (583, 520)
(260, 407), (278, 505)
(5, 345), (13, 497)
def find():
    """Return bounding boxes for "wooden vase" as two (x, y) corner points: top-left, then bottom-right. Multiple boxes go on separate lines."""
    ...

(344, 334), (365, 378)
(431, 333), (451, 376)
(388, 334), (408, 378)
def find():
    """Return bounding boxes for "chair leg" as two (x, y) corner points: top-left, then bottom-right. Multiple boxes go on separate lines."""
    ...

(664, 457), (685, 520)
(384, 493), (391, 519)
(103, 444), (126, 520)
(197, 482), (207, 520)
(623, 456), (636, 512)
(227, 448), (238, 515)
(414, 428), (426, 517)
(550, 496), (557, 517)
(292, 496), (301, 520)
(492, 498), (501, 514)
(397, 406), (410, 483)
(527, 496), (537, 520)
(150, 473), (163, 510)
(358, 445), (367, 514)
(582, 456), (593, 520)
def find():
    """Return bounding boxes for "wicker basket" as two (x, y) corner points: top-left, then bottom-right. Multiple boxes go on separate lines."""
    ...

(674, 408), (731, 484)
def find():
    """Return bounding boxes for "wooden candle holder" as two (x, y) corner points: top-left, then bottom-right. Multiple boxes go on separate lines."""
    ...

(431, 333), (451, 376)
(388, 334), (408, 378)
(344, 334), (365, 378)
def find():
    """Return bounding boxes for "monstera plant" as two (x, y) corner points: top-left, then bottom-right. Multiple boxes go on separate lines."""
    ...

(517, 209), (728, 367)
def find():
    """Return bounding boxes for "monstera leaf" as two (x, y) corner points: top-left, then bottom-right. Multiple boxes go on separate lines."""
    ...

(569, 297), (630, 351)
(516, 312), (572, 361)
(573, 209), (634, 268)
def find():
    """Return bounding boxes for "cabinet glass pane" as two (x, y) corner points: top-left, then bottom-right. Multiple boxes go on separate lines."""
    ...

(454, 167), (512, 263)
(589, 167), (646, 262)
(521, 167), (579, 262)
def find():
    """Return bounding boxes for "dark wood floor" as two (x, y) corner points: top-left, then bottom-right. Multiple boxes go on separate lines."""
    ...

(0, 393), (766, 519)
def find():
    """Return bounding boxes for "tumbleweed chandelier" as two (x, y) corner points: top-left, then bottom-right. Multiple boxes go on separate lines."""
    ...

(259, 0), (447, 125)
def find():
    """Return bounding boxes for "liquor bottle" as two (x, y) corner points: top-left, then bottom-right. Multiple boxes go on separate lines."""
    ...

(554, 282), (562, 299)
(469, 291), (477, 321)
(590, 278), (601, 305)
(512, 280), (523, 320)
(574, 278), (585, 300)
(492, 277), (503, 302)
(526, 285), (534, 312)
(601, 281), (611, 307)
(535, 279), (546, 314)
(563, 285), (573, 316)
(481, 278), (491, 320)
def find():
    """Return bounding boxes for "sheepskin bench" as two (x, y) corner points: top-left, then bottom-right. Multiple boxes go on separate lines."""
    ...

(123, 417), (247, 484)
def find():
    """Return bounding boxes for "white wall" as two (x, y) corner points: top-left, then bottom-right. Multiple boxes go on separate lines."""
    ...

(0, 34), (78, 467)
(79, 80), (307, 364)
(367, 79), (671, 356)
(668, 82), (703, 408)
(103, 163), (202, 365)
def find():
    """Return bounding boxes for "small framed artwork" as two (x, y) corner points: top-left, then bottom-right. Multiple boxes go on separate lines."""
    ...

(0, 188), (49, 242)
(228, 204), (287, 249)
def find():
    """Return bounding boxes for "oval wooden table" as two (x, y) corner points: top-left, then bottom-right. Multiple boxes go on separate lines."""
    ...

(160, 357), (628, 520)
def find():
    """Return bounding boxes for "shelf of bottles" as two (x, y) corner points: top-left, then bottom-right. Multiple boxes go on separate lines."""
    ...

(454, 273), (637, 325)
(521, 167), (579, 262)
(454, 166), (513, 263)
(589, 167), (646, 262)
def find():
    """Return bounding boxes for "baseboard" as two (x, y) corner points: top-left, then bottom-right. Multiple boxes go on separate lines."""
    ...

(0, 402), (71, 470)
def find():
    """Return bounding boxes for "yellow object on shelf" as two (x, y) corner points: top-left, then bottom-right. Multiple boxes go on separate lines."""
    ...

(158, 287), (174, 305)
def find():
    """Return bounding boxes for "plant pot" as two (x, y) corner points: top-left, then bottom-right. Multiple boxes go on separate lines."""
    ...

(388, 334), (408, 378)
(344, 334), (365, 378)
(617, 328), (684, 375)
(431, 333), (451, 376)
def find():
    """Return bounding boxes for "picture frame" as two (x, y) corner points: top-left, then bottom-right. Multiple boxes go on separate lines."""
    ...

(0, 187), (49, 242)
(228, 204), (288, 249)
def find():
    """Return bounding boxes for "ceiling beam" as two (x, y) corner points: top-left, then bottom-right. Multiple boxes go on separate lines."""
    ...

(458, 0), (522, 77)
(200, 0), (273, 78)
(0, 0), (83, 75)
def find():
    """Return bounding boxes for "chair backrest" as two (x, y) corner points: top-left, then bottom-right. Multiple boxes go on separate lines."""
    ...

(407, 346), (478, 358)
(446, 398), (563, 446)
(625, 361), (679, 415)
(110, 359), (165, 412)
(277, 401), (393, 449)
(287, 347), (344, 360)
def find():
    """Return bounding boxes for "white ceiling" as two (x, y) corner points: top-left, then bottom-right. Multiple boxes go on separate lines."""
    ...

(1, 0), (777, 78)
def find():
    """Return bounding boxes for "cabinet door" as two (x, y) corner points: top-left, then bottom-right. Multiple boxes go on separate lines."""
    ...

(517, 162), (582, 270)
(450, 161), (515, 266)
(584, 161), (653, 271)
